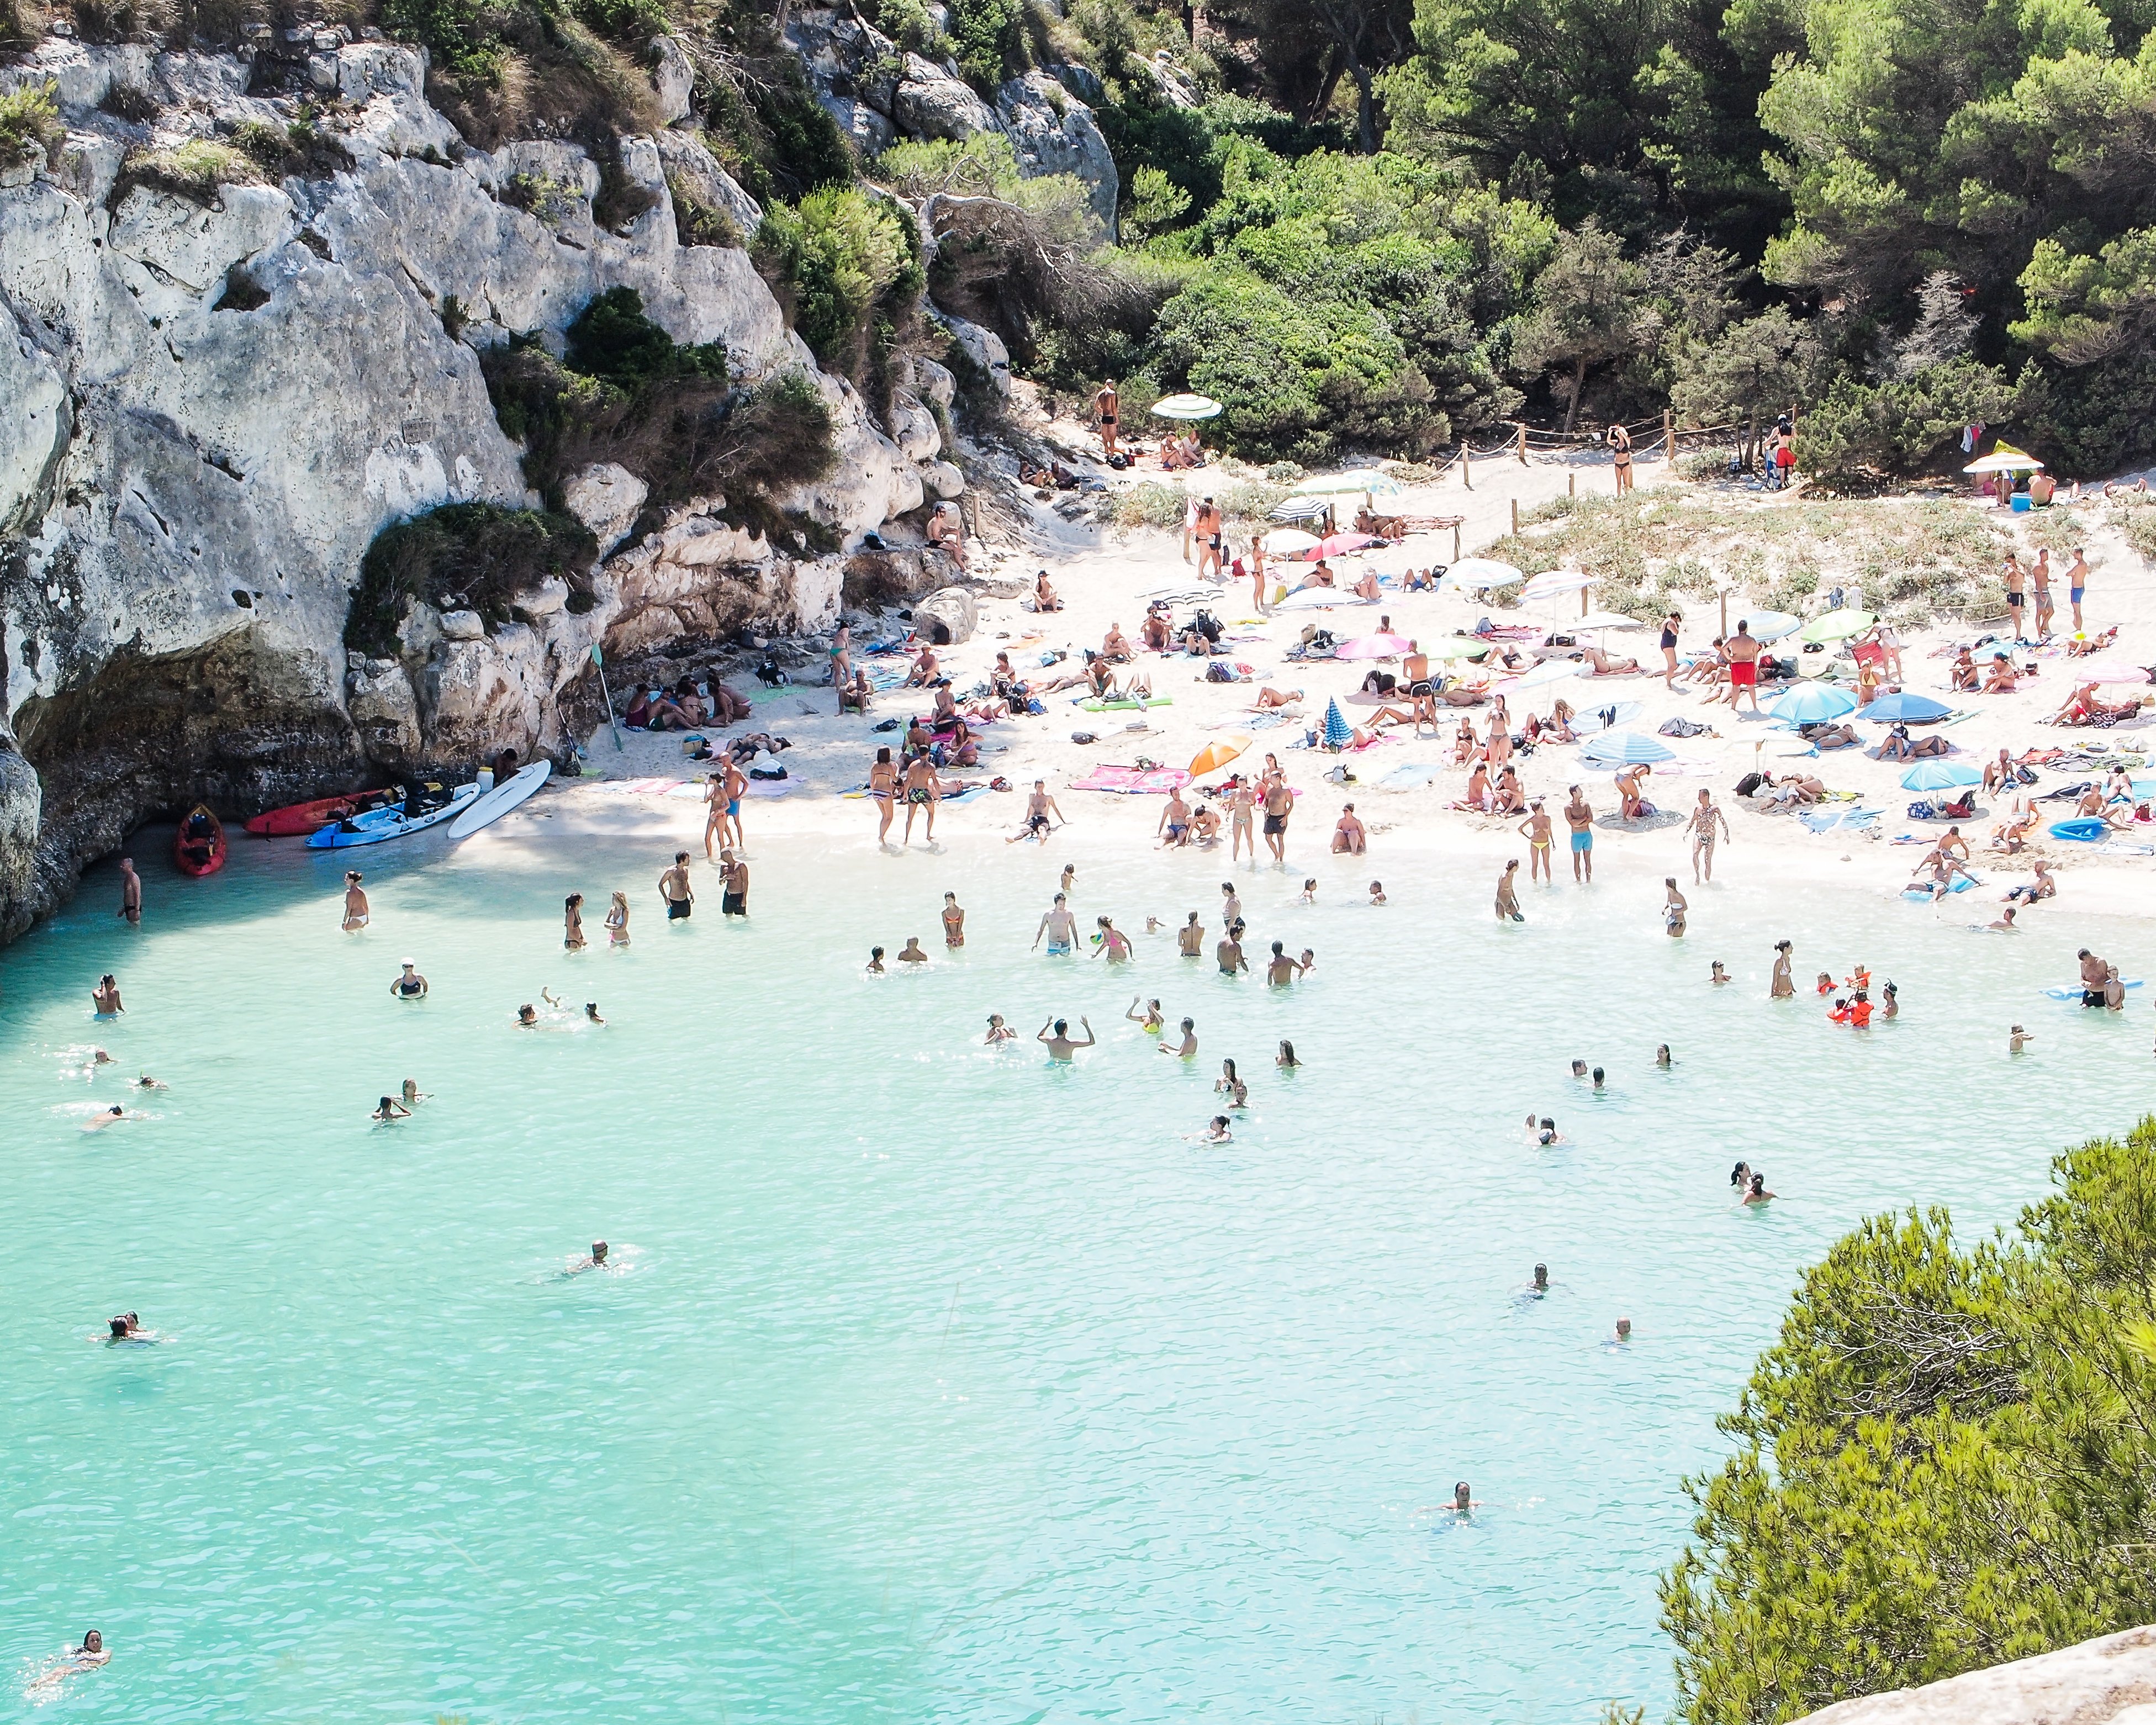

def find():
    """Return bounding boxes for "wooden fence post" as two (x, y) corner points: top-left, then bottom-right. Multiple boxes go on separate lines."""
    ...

(1461, 447), (1472, 490)
(1517, 424), (1528, 465)
(1510, 498), (1519, 535)
(1568, 473), (1576, 498)
(1663, 407), (1672, 452)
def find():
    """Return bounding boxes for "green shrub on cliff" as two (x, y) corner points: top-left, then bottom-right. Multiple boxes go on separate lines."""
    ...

(0, 81), (64, 168)
(753, 185), (923, 383)
(1662, 1121), (2156, 1724)
(348, 504), (599, 656)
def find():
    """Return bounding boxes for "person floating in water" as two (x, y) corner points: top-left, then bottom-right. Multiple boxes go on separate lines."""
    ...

(1742, 1172), (1776, 1206)
(1710, 961), (1729, 984)
(569, 1241), (610, 1273)
(401, 1078), (429, 1107)
(1530, 1263), (1549, 1294)
(82, 1105), (143, 1132)
(584, 1003), (605, 1025)
(390, 961), (427, 1000)
(516, 1004), (540, 1027)
(1613, 1317), (1632, 1343)
(1450, 1482), (1479, 1514)
(30, 1629), (108, 1690)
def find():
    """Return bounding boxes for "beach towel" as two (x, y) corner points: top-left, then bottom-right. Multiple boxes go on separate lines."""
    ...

(1078, 695), (1174, 712)
(1372, 762), (1442, 791)
(1068, 764), (1192, 794)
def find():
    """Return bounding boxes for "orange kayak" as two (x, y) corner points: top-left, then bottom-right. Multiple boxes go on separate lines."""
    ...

(245, 789), (394, 837)
(175, 804), (226, 877)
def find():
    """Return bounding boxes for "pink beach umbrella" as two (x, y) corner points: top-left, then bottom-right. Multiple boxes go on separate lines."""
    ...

(1334, 634), (1414, 661)
(1302, 532), (1385, 559)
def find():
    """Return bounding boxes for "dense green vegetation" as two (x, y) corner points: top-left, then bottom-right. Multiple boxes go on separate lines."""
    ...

(347, 502), (599, 655)
(1662, 1121), (2156, 1722)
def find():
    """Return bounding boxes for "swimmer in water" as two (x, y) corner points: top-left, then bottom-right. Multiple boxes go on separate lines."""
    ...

(342, 870), (369, 932)
(1038, 1016), (1095, 1061)
(1988, 907), (2018, 931)
(564, 893), (586, 951)
(31, 1629), (108, 1688)
(1664, 878), (1687, 938)
(1177, 911), (1204, 957)
(1710, 961), (1729, 984)
(1614, 1317), (1632, 1342)
(1879, 981), (1898, 1019)
(1729, 1160), (1751, 1193)
(390, 961), (429, 1000)
(1298, 947), (1317, 975)
(2010, 1024), (2035, 1054)
(1128, 997), (1165, 1034)
(1571, 1059), (1588, 1079)
(1033, 893), (1078, 954)
(1266, 942), (1303, 985)
(1742, 1172), (1776, 1206)
(585, 1003), (605, 1024)
(1771, 940), (1794, 999)
(1217, 1059), (1248, 1106)
(1369, 880), (1386, 905)
(1815, 971), (1834, 994)
(81, 1105), (140, 1131)
(1091, 917), (1134, 962)
(1536, 1116), (1563, 1145)
(1160, 1016), (1198, 1058)
(135, 1074), (166, 1089)
(1450, 1482), (1479, 1514)
(105, 1313), (147, 1342)
(1530, 1263), (1549, 1294)
(897, 937), (930, 964)
(569, 1241), (610, 1273)
(1300, 877), (1318, 903)
(866, 946), (885, 973)
(372, 1095), (411, 1121)
(92, 974), (124, 1016)
(1590, 1067), (1605, 1090)
(90, 1048), (114, 1066)
(516, 1004), (540, 1027)
(942, 893), (966, 948)
(984, 1014), (1017, 1043)
(1655, 1044), (1672, 1067)
(1199, 1115), (1233, 1143)
(401, 1079), (429, 1107)
(1277, 1039), (1299, 1069)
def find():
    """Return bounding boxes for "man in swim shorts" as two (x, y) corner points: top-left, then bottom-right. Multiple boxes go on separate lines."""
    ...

(1262, 778), (1293, 862)
(1563, 785), (1594, 882)
(1518, 798), (1553, 882)
(118, 856), (141, 926)
(658, 852), (694, 920)
(720, 850), (749, 916)
(1217, 927), (1248, 975)
(1033, 893), (1077, 954)
(1010, 779), (1063, 843)
(1722, 621), (1762, 711)
(1688, 790), (1731, 883)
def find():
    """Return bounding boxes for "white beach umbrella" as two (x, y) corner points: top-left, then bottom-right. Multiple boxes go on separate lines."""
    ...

(1962, 444), (2043, 473)
(1446, 556), (1524, 588)
(1291, 467), (1404, 499)
(1273, 587), (1371, 610)
(1151, 393), (1223, 420)
(1571, 609), (1645, 632)
(1741, 609), (1803, 643)
(1262, 528), (1322, 555)
(1509, 656), (1587, 689)
(1522, 568), (1594, 602)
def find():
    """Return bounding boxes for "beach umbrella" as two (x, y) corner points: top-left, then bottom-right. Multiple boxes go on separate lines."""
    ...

(1150, 393), (1223, 420)
(1263, 527), (1321, 555)
(1510, 656), (1586, 689)
(1291, 468), (1403, 499)
(2054, 658), (2152, 687)
(1900, 760), (1981, 791)
(1862, 691), (1953, 722)
(1274, 587), (1368, 611)
(1766, 682), (1859, 725)
(1189, 734), (1253, 778)
(1741, 609), (1803, 643)
(1572, 609), (1644, 632)
(1323, 699), (1354, 748)
(1269, 497), (1333, 524)
(1582, 730), (1675, 765)
(1962, 442), (2043, 473)
(1310, 531), (1385, 557)
(1447, 556), (1524, 588)
(1335, 633), (1413, 661)
(1800, 606), (1878, 644)
(1429, 645), (1492, 666)
(1522, 568), (1593, 603)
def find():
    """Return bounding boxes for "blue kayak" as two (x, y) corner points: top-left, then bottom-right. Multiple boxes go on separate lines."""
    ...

(306, 782), (478, 848)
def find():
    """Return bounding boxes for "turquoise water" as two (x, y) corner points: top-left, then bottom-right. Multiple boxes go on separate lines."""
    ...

(7, 816), (2155, 1724)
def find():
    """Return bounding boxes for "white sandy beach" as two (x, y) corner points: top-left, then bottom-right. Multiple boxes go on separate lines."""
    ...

(554, 432), (2156, 925)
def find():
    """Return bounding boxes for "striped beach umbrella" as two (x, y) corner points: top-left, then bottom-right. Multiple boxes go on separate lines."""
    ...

(1323, 699), (1354, 748)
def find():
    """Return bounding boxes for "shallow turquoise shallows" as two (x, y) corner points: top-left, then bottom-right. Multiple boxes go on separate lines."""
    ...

(7, 823), (2153, 1723)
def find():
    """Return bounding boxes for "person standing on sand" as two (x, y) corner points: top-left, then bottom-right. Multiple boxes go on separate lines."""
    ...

(868, 747), (899, 847)
(2066, 547), (2090, 633)
(2031, 548), (2055, 640)
(658, 852), (694, 921)
(1563, 785), (1595, 882)
(1688, 789), (1731, 883)
(1194, 496), (1225, 582)
(1094, 380), (1120, 460)
(1664, 878), (1687, 938)
(1660, 612), (1682, 691)
(342, 870), (369, 932)
(942, 892), (965, 948)
(1496, 859), (1524, 922)
(1723, 621), (1762, 711)
(1771, 939), (1794, 998)
(1262, 777), (1294, 863)
(117, 857), (141, 927)
(2004, 553), (2027, 640)
(900, 753), (940, 845)
(1610, 423), (1634, 494)
(1519, 799), (1554, 883)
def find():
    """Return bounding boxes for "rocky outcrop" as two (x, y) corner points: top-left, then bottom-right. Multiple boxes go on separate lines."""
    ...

(783, 8), (1119, 235)
(0, 34), (934, 940)
(1790, 1624), (2156, 1724)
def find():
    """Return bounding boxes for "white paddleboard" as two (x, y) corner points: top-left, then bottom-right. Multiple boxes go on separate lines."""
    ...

(448, 761), (552, 839)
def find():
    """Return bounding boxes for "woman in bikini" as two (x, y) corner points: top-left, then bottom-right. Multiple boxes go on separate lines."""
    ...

(1609, 423), (1634, 494)
(606, 890), (630, 947)
(1227, 782), (1257, 861)
(564, 893), (586, 951)
(868, 747), (899, 846)
(1128, 996), (1165, 1033)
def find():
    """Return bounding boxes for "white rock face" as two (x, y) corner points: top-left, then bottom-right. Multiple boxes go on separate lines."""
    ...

(651, 35), (695, 125)
(940, 312), (1012, 396)
(922, 458), (965, 498)
(0, 38), (937, 940)
(889, 393), (942, 461)
(995, 72), (1117, 232)
(562, 462), (649, 557)
(1792, 1624), (2156, 1725)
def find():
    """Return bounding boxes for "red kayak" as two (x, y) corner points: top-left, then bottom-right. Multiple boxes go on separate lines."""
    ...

(245, 788), (394, 837)
(175, 804), (227, 877)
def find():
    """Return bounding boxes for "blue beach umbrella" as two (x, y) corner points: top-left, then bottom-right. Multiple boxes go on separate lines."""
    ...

(1323, 698), (1354, 748)
(1900, 760), (1980, 791)
(1863, 691), (1953, 724)
(1582, 730), (1675, 766)
(1766, 682), (1858, 725)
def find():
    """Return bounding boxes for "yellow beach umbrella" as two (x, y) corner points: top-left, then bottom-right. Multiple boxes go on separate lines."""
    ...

(1190, 734), (1254, 778)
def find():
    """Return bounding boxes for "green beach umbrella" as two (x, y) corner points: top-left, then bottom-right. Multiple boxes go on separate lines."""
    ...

(1800, 607), (1877, 644)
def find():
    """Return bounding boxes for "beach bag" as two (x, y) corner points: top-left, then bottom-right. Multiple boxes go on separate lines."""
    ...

(1735, 772), (1764, 797)
(1660, 718), (1708, 737)
(1026, 697), (1047, 714)
(749, 764), (787, 780)
(1907, 798), (1938, 820)
(1205, 662), (1236, 683)
(1193, 609), (1223, 643)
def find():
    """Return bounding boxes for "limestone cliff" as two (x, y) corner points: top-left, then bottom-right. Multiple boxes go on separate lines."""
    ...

(0, 31), (948, 939)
